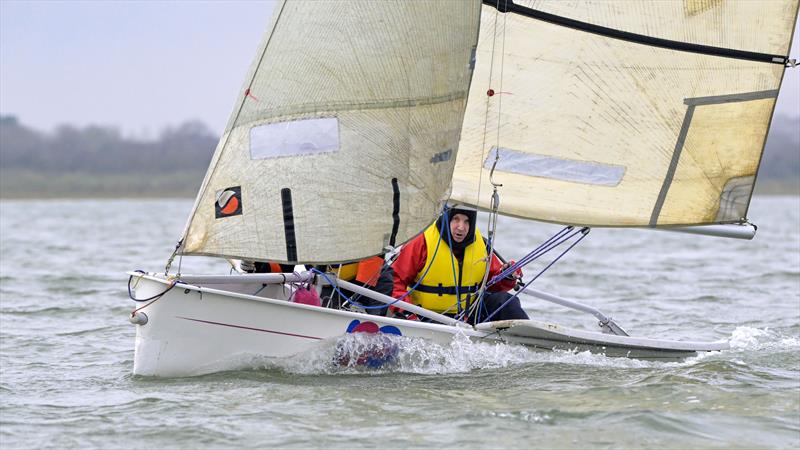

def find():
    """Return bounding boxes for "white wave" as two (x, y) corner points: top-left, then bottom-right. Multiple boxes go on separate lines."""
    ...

(267, 330), (715, 375)
(193, 326), (797, 377)
(728, 326), (800, 351)
(269, 331), (536, 375)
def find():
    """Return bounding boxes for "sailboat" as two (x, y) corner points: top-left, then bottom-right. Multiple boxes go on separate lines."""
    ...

(127, 0), (799, 377)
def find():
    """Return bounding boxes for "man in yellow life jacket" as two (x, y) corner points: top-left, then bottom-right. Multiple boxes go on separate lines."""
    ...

(390, 204), (529, 323)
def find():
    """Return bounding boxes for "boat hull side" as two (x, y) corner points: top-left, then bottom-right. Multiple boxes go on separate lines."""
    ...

(129, 275), (476, 376)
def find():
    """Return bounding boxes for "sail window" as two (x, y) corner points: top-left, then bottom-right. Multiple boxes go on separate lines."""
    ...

(250, 117), (340, 159)
(485, 147), (626, 187)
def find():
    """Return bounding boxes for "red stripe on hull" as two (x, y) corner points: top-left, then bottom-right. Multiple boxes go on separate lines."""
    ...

(176, 316), (323, 340)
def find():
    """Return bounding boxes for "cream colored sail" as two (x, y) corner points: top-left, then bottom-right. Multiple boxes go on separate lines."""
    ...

(452, 0), (798, 227)
(181, 0), (481, 263)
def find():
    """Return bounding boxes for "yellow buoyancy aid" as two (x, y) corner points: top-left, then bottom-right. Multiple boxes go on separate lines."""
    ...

(328, 256), (384, 287)
(409, 224), (487, 313)
(329, 262), (359, 282)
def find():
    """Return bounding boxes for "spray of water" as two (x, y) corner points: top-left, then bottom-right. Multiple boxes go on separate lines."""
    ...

(728, 326), (800, 351)
(195, 326), (798, 376)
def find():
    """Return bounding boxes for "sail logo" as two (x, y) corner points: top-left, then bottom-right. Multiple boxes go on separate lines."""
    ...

(430, 149), (452, 164)
(215, 186), (242, 219)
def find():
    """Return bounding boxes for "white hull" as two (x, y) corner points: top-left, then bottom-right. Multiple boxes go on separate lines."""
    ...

(129, 273), (482, 376)
(129, 273), (729, 377)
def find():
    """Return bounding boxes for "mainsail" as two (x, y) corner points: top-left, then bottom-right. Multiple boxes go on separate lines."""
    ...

(180, 0), (481, 263)
(452, 0), (798, 227)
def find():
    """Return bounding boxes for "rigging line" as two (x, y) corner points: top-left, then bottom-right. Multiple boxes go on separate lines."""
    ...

(501, 228), (576, 274)
(482, 0), (787, 65)
(489, 226), (584, 285)
(467, 226), (580, 319)
(480, 228), (590, 324)
(127, 272), (179, 316)
(488, 0), (507, 189)
(521, 228), (590, 287)
(474, 2), (502, 210)
(473, 0), (508, 320)
(164, 238), (184, 276)
(518, 225), (574, 264)
(252, 284), (268, 297)
(334, 264), (343, 307)
(468, 225), (577, 317)
(339, 258), (388, 307)
(520, 224), (574, 254)
(471, 0), (510, 320)
(473, 191), (500, 317)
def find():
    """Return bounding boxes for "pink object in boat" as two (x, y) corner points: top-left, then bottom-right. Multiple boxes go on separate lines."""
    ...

(291, 287), (321, 306)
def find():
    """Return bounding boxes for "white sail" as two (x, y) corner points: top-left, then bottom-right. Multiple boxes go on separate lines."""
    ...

(452, 0), (798, 227)
(180, 0), (481, 263)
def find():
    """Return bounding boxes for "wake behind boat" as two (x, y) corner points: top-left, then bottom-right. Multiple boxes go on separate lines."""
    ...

(127, 0), (797, 377)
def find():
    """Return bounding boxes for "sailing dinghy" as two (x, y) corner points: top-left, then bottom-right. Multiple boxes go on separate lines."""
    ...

(128, 0), (798, 377)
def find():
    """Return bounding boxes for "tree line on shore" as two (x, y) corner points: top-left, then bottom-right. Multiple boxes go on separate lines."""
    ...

(0, 114), (797, 197)
(0, 115), (215, 175)
(0, 116), (217, 197)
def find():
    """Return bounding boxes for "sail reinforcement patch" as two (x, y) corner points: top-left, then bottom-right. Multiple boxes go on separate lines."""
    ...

(250, 117), (340, 159)
(281, 188), (297, 262)
(485, 147), (625, 186)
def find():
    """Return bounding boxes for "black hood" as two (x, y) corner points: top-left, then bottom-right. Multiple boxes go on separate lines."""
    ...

(435, 205), (477, 258)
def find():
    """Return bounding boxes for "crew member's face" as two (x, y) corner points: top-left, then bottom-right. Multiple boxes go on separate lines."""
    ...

(449, 213), (470, 243)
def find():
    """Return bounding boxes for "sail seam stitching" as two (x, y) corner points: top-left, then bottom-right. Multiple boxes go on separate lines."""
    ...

(235, 92), (469, 122)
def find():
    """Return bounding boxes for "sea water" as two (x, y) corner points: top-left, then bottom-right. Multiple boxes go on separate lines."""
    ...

(1, 197), (798, 449)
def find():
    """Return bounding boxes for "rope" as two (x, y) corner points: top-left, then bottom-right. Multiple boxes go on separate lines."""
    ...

(487, 0), (508, 189)
(127, 270), (179, 317)
(488, 226), (579, 285)
(463, 226), (587, 321)
(474, 1), (503, 209)
(471, 189), (501, 321)
(339, 257), (390, 308)
(479, 228), (590, 323)
(466, 0), (509, 323)
(333, 264), (344, 307)
(164, 238), (183, 276)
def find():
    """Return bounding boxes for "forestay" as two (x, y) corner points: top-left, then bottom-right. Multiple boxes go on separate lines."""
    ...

(452, 0), (798, 227)
(180, 0), (481, 263)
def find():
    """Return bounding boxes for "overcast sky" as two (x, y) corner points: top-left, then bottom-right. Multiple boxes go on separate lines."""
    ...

(1, 0), (798, 137)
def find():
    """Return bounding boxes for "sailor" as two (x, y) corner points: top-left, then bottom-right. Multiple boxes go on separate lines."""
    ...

(390, 204), (529, 323)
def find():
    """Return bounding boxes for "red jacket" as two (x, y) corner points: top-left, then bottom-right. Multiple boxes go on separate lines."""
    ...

(391, 233), (519, 300)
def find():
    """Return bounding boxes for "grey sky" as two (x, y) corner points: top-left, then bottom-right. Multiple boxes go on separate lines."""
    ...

(1, 0), (798, 137)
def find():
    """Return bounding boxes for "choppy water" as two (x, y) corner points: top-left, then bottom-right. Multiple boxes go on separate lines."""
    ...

(1, 197), (798, 449)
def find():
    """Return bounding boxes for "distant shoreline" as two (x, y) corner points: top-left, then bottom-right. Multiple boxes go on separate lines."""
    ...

(2, 169), (798, 200)
(2, 186), (798, 200)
